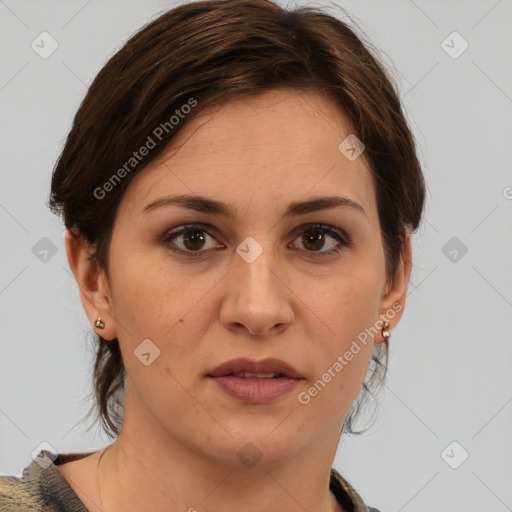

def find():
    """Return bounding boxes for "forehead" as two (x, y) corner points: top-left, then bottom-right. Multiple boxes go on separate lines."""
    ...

(118, 89), (377, 220)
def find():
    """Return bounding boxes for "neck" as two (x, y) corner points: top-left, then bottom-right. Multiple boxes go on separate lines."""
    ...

(98, 411), (344, 512)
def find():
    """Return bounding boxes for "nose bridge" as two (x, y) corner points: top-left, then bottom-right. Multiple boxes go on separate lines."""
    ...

(234, 234), (279, 298)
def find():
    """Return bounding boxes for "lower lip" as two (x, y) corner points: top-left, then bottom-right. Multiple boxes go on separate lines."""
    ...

(209, 376), (301, 404)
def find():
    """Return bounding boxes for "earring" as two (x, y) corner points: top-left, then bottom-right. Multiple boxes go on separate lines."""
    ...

(381, 321), (391, 339)
(94, 318), (105, 329)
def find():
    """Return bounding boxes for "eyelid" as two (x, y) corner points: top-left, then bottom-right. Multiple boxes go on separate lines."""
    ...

(290, 222), (350, 242)
(160, 223), (216, 242)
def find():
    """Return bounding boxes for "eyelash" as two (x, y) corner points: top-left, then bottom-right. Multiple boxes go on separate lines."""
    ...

(161, 223), (351, 259)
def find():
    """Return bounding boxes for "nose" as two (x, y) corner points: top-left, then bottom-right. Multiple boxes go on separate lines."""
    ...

(219, 243), (294, 337)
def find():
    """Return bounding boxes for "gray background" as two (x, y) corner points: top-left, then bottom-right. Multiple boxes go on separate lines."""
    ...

(1, 0), (511, 510)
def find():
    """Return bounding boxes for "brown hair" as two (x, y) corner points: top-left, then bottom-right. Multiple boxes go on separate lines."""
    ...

(49, 0), (425, 439)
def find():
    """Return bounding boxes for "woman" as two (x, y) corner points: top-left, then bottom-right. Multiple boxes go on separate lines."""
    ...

(0, 0), (425, 510)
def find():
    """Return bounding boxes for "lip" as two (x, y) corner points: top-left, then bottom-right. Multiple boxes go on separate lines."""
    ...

(207, 357), (304, 404)
(209, 376), (301, 404)
(207, 357), (303, 379)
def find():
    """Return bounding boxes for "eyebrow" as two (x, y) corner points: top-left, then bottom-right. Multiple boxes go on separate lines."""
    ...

(139, 194), (367, 219)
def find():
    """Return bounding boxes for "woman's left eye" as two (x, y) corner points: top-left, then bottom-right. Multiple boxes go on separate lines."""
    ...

(290, 224), (350, 257)
(162, 223), (350, 258)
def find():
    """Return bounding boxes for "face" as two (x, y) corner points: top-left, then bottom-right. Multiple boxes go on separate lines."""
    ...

(70, 88), (409, 467)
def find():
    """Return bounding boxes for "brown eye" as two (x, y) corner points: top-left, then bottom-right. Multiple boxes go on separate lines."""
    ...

(291, 224), (350, 257)
(301, 231), (326, 251)
(181, 229), (207, 251)
(163, 225), (221, 257)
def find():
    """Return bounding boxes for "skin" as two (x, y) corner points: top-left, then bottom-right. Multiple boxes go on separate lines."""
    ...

(59, 88), (412, 512)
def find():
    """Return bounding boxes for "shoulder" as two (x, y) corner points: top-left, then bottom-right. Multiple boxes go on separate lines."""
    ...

(0, 450), (91, 512)
(330, 467), (383, 512)
(0, 471), (46, 511)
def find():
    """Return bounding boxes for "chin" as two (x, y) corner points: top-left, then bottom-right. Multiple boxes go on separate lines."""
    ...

(199, 422), (310, 468)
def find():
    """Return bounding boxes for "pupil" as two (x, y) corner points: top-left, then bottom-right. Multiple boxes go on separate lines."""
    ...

(303, 232), (323, 251)
(184, 231), (205, 250)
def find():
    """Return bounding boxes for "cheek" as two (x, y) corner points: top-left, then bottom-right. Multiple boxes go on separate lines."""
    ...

(303, 263), (384, 400)
(298, 292), (377, 424)
(109, 252), (210, 414)
(314, 262), (384, 340)
(108, 243), (175, 327)
(108, 245), (218, 366)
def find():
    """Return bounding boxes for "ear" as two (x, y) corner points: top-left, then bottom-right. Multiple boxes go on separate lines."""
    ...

(375, 227), (412, 344)
(65, 229), (118, 341)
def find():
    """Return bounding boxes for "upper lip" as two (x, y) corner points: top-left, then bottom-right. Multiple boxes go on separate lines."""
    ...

(207, 357), (304, 379)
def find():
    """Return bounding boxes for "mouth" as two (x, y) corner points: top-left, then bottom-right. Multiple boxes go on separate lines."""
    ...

(207, 358), (304, 404)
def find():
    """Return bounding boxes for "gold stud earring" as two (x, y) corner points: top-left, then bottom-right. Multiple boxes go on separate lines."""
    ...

(381, 321), (391, 339)
(94, 318), (105, 329)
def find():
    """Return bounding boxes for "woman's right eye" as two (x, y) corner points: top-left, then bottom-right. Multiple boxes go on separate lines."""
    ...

(162, 225), (221, 257)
